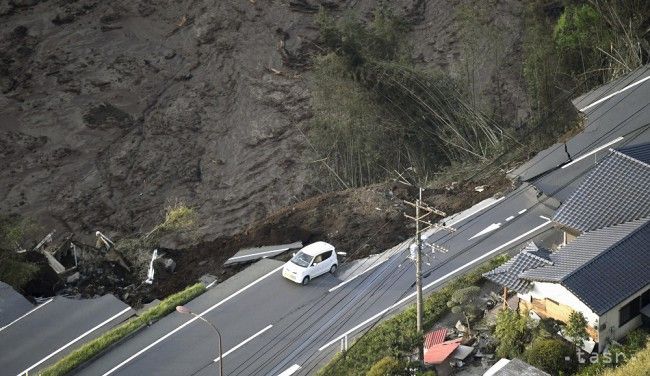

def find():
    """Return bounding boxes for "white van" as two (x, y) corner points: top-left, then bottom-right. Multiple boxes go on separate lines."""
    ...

(282, 241), (338, 285)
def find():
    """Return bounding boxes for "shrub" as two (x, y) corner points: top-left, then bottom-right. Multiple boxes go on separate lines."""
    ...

(446, 285), (481, 334)
(494, 308), (531, 358)
(0, 215), (41, 290)
(602, 338), (650, 376)
(366, 356), (402, 376)
(577, 329), (650, 375)
(318, 254), (509, 376)
(524, 337), (577, 375)
(40, 283), (206, 376)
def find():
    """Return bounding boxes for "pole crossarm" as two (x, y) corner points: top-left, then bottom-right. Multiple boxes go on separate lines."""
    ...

(403, 189), (459, 369)
(404, 200), (447, 217)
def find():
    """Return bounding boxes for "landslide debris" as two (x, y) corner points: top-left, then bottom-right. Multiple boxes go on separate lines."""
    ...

(0, 0), (529, 251)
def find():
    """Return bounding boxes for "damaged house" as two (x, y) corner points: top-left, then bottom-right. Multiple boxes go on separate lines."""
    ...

(484, 144), (650, 351)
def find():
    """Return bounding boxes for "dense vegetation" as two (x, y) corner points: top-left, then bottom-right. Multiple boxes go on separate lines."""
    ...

(309, 1), (650, 188)
(317, 255), (508, 376)
(492, 307), (650, 376)
(310, 7), (506, 188)
(576, 329), (650, 376)
(522, 0), (650, 139)
(524, 336), (578, 375)
(601, 337), (650, 376)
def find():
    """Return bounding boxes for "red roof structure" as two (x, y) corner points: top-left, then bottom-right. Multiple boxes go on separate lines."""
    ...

(423, 338), (462, 365)
(423, 328), (447, 349)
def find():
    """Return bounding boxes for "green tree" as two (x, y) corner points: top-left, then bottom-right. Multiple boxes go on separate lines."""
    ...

(524, 337), (577, 375)
(566, 310), (589, 349)
(446, 285), (481, 334)
(493, 308), (531, 358)
(366, 356), (402, 376)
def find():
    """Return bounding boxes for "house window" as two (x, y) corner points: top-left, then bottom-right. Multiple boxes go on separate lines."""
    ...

(642, 289), (650, 307)
(619, 296), (641, 326)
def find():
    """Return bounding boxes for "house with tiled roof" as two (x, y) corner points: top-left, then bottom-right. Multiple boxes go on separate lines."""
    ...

(484, 144), (650, 351)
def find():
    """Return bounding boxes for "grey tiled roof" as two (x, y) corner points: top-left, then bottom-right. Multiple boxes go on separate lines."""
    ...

(483, 243), (552, 294)
(553, 149), (650, 232)
(562, 218), (650, 315)
(493, 358), (551, 376)
(618, 143), (650, 164)
(521, 217), (650, 315)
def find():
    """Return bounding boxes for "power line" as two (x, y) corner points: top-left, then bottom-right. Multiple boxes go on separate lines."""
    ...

(300, 123), (650, 375)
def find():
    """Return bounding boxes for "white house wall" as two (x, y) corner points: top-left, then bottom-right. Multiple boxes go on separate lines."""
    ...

(519, 282), (599, 325)
(598, 286), (648, 347)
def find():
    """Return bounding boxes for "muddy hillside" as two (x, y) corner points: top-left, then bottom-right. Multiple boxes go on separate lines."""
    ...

(1, 0), (528, 245)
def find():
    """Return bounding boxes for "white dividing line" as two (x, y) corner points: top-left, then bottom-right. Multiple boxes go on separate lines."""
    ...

(319, 220), (553, 352)
(562, 137), (624, 169)
(17, 306), (132, 376)
(206, 280), (217, 289)
(214, 324), (273, 362)
(277, 364), (301, 376)
(444, 197), (505, 228)
(227, 248), (290, 261)
(0, 298), (53, 332)
(580, 75), (650, 112)
(102, 265), (283, 376)
(469, 223), (502, 240)
(518, 209), (527, 215)
(328, 259), (388, 292)
(539, 215), (551, 221)
(505, 216), (515, 222)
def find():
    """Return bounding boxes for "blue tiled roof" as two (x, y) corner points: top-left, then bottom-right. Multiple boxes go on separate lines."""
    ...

(617, 142), (650, 164)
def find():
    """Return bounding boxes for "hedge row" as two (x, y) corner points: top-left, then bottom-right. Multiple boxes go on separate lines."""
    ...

(39, 283), (206, 376)
(318, 255), (509, 376)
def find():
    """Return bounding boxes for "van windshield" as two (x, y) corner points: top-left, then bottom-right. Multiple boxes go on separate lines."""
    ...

(290, 251), (312, 268)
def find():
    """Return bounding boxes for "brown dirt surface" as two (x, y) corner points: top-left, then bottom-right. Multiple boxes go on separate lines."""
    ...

(1, 0), (528, 303)
(151, 176), (509, 300)
(0, 0), (529, 248)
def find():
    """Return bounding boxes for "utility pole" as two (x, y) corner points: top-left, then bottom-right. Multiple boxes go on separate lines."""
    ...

(403, 188), (455, 366)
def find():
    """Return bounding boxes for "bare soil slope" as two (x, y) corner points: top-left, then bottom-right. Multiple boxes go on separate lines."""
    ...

(1, 0), (528, 250)
(1, 0), (318, 244)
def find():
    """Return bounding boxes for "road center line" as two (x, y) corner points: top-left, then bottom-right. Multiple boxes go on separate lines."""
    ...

(17, 306), (132, 376)
(328, 259), (388, 292)
(0, 298), (53, 332)
(561, 137), (624, 169)
(227, 248), (290, 261)
(277, 364), (301, 376)
(214, 324), (273, 362)
(318, 220), (552, 351)
(579, 74), (650, 112)
(102, 265), (284, 376)
(443, 196), (505, 228)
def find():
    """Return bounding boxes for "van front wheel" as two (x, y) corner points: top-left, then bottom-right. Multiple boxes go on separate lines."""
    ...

(301, 276), (310, 285)
(330, 264), (337, 274)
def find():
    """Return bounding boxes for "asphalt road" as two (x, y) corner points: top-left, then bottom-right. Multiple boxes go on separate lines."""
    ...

(0, 281), (33, 328)
(0, 294), (133, 375)
(69, 66), (650, 376)
(512, 64), (650, 201)
(74, 182), (558, 376)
